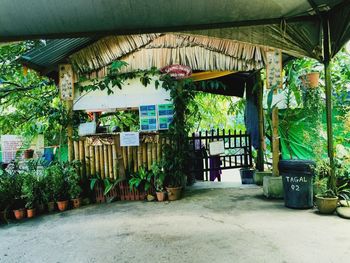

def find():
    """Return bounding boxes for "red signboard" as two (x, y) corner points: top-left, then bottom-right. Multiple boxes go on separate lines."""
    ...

(160, 64), (192, 79)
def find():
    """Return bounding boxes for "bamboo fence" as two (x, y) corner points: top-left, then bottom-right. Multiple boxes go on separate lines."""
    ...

(72, 133), (166, 180)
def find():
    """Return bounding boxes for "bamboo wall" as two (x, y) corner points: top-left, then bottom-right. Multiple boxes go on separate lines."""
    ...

(72, 133), (166, 180)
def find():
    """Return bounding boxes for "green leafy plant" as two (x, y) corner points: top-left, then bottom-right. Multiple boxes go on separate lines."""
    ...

(48, 162), (69, 202)
(128, 166), (152, 192)
(66, 163), (82, 199)
(161, 77), (196, 187)
(21, 171), (40, 209)
(0, 168), (14, 211)
(151, 161), (165, 192)
(90, 174), (123, 196)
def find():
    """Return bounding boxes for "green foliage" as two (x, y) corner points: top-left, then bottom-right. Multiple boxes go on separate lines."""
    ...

(90, 174), (123, 196)
(21, 171), (40, 209)
(187, 93), (244, 132)
(0, 168), (14, 210)
(66, 162), (82, 199)
(161, 76), (196, 187)
(128, 166), (152, 192)
(151, 161), (165, 192)
(47, 162), (81, 201)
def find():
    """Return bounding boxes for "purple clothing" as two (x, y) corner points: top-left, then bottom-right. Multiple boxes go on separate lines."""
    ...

(209, 155), (222, 181)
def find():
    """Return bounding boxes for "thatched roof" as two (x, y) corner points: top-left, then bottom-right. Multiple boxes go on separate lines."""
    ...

(69, 33), (269, 78)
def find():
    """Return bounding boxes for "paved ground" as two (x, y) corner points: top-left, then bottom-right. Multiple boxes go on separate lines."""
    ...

(1, 183), (350, 263)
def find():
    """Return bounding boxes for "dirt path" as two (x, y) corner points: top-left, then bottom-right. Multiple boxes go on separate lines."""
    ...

(1, 186), (350, 263)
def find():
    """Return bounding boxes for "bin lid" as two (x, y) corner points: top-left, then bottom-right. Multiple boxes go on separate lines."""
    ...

(278, 159), (316, 173)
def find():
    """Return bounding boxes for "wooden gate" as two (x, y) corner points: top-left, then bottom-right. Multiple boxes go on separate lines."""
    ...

(188, 129), (253, 181)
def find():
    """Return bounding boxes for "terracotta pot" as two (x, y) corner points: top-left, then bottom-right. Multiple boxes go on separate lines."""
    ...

(27, 208), (36, 218)
(156, 191), (166, 202)
(71, 198), (82, 209)
(315, 195), (338, 214)
(13, 208), (25, 220)
(56, 200), (69, 212)
(23, 149), (34, 159)
(301, 72), (319, 88)
(166, 187), (182, 201)
(47, 201), (55, 212)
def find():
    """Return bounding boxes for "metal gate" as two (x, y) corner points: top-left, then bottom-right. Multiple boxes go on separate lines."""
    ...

(188, 129), (253, 181)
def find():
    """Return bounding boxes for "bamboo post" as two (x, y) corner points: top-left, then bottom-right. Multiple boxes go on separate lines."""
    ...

(90, 146), (95, 176)
(157, 136), (162, 161)
(73, 141), (79, 161)
(151, 143), (157, 164)
(79, 140), (85, 179)
(99, 145), (105, 179)
(137, 146), (142, 169)
(147, 143), (152, 170)
(272, 107), (280, 176)
(95, 146), (100, 176)
(122, 147), (128, 171)
(115, 135), (125, 179)
(112, 144), (118, 179)
(142, 143), (147, 167)
(85, 143), (91, 178)
(73, 141), (80, 177)
(127, 146), (133, 171)
(103, 145), (109, 179)
(108, 145), (113, 179)
(133, 147), (138, 172)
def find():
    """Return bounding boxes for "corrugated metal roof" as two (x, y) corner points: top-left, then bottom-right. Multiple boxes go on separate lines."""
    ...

(20, 38), (94, 72)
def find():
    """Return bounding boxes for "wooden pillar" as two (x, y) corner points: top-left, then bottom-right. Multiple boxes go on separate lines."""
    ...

(256, 72), (265, 171)
(323, 16), (336, 191)
(272, 107), (279, 176)
(59, 64), (74, 163)
(66, 100), (74, 162)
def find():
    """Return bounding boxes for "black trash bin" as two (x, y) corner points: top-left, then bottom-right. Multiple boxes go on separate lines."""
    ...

(279, 160), (315, 209)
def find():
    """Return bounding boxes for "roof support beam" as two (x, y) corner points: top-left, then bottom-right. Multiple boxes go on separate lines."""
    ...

(322, 16), (336, 192)
(1, 15), (318, 42)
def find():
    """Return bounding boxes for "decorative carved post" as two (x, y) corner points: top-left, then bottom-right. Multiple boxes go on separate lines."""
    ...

(59, 64), (74, 162)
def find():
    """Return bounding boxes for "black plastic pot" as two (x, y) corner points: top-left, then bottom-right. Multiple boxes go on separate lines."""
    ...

(279, 159), (315, 209)
(240, 168), (255, 184)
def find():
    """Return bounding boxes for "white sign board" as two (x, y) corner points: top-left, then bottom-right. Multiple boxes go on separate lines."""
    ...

(209, 141), (225, 156)
(59, 64), (74, 100)
(120, 132), (140, 147)
(266, 50), (282, 90)
(1, 135), (23, 163)
(74, 77), (171, 111)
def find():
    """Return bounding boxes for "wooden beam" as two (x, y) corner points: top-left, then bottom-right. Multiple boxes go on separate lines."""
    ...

(272, 107), (280, 176)
(323, 16), (336, 192)
(66, 100), (74, 162)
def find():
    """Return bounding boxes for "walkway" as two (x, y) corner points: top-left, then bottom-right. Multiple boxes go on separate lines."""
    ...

(0, 185), (349, 263)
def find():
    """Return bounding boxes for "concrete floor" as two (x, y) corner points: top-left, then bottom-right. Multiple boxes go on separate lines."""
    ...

(1, 184), (350, 263)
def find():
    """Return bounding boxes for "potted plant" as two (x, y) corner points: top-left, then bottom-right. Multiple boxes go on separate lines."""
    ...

(313, 160), (339, 214)
(90, 174), (123, 203)
(8, 165), (26, 220)
(0, 168), (13, 223)
(128, 166), (152, 200)
(151, 161), (166, 201)
(51, 163), (70, 211)
(66, 164), (82, 208)
(160, 77), (195, 201)
(43, 165), (59, 212)
(21, 171), (39, 218)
